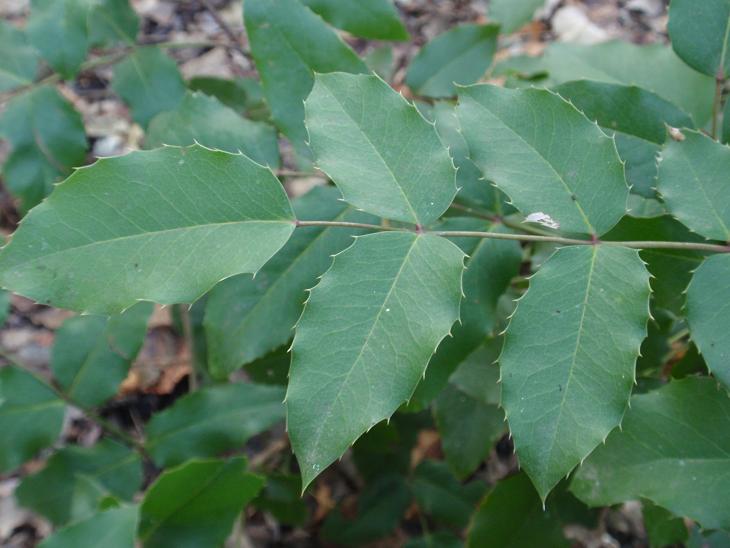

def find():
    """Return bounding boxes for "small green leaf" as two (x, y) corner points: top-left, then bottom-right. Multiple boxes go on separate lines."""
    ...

(111, 47), (186, 127)
(406, 24), (499, 98)
(686, 254), (730, 388)
(253, 474), (309, 526)
(412, 460), (485, 528)
(458, 85), (628, 236)
(467, 473), (568, 548)
(205, 186), (376, 377)
(146, 91), (280, 169)
(51, 303), (151, 407)
(554, 81), (694, 198)
(244, 0), (366, 158)
(145, 382), (285, 468)
(643, 501), (689, 548)
(187, 77), (253, 114)
(17, 439), (142, 525)
(139, 458), (264, 548)
(668, 0), (730, 77)
(88, 0), (139, 46)
(501, 245), (650, 498)
(300, 0), (408, 40)
(28, 0), (89, 78)
(0, 145), (295, 314)
(39, 505), (138, 548)
(657, 130), (730, 241)
(305, 72), (457, 225)
(0, 85), (87, 210)
(488, 0), (544, 33)
(571, 377), (730, 530)
(287, 232), (465, 488)
(0, 366), (64, 473)
(0, 20), (39, 92)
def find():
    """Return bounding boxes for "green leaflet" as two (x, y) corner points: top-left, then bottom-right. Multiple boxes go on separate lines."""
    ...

(406, 24), (499, 98)
(28, 0), (89, 79)
(495, 41), (715, 125)
(204, 186), (376, 377)
(467, 473), (568, 548)
(286, 232), (465, 489)
(51, 303), (151, 407)
(305, 72), (457, 225)
(139, 458), (263, 548)
(300, 0), (408, 40)
(88, 0), (139, 46)
(686, 254), (730, 388)
(145, 382), (285, 467)
(0, 20), (39, 92)
(0, 145), (295, 314)
(146, 91), (280, 169)
(657, 130), (730, 241)
(244, 0), (367, 158)
(571, 377), (730, 530)
(0, 366), (65, 473)
(643, 502), (689, 548)
(554, 81), (694, 198)
(488, 0), (544, 33)
(39, 506), (138, 548)
(17, 439), (142, 526)
(501, 245), (650, 498)
(457, 85), (629, 236)
(111, 47), (186, 127)
(668, 0), (730, 77)
(0, 85), (87, 210)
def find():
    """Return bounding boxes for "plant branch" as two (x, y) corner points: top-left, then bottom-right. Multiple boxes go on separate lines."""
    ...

(294, 220), (730, 253)
(712, 73), (726, 139)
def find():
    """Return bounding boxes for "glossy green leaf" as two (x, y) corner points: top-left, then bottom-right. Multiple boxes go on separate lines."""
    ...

(489, 0), (544, 33)
(205, 186), (376, 377)
(0, 366), (64, 473)
(501, 245), (651, 498)
(28, 0), (88, 78)
(603, 215), (707, 316)
(458, 85), (628, 236)
(17, 440), (142, 525)
(305, 72), (456, 225)
(88, 0), (139, 46)
(145, 382), (285, 467)
(300, 0), (408, 40)
(467, 473), (568, 548)
(668, 0), (730, 77)
(187, 77), (251, 114)
(643, 501), (689, 548)
(51, 303), (151, 407)
(554, 81), (694, 197)
(657, 130), (730, 241)
(571, 377), (730, 530)
(0, 20), (39, 91)
(146, 91), (280, 169)
(39, 506), (138, 548)
(244, 0), (366, 158)
(686, 254), (730, 388)
(406, 24), (499, 98)
(0, 85), (87, 210)
(286, 232), (465, 488)
(0, 145), (295, 314)
(322, 474), (411, 545)
(496, 41), (715, 125)
(412, 460), (485, 528)
(139, 458), (264, 548)
(111, 47), (186, 127)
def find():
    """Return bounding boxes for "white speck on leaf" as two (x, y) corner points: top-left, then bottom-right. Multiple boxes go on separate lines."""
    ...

(525, 212), (560, 230)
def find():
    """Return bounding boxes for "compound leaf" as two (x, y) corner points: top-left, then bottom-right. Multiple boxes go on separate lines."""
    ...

(501, 245), (650, 498)
(300, 0), (408, 40)
(0, 145), (295, 314)
(657, 130), (730, 241)
(406, 24), (499, 98)
(305, 72), (457, 225)
(458, 85), (629, 236)
(28, 0), (88, 78)
(571, 377), (730, 530)
(686, 254), (730, 388)
(668, 0), (730, 77)
(286, 232), (464, 489)
(88, 0), (139, 46)
(145, 382), (285, 468)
